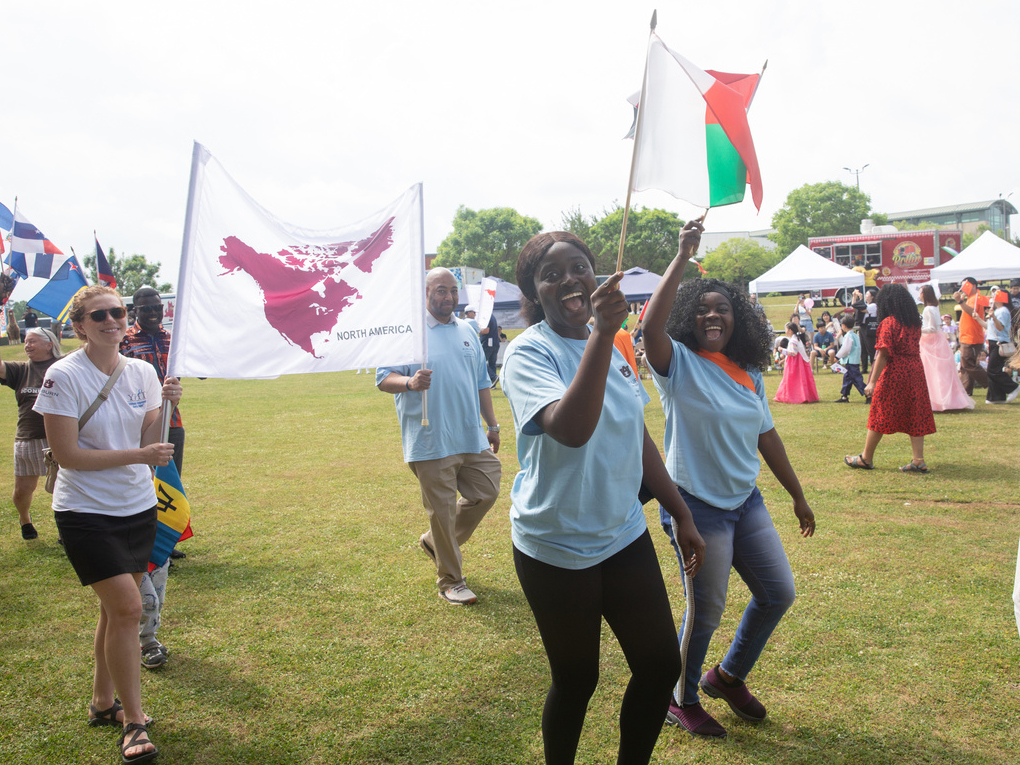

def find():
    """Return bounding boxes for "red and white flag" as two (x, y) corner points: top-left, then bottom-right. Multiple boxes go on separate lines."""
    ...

(476, 276), (497, 330)
(169, 143), (426, 379)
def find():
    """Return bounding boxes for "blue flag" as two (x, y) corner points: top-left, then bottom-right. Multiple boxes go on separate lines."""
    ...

(150, 459), (191, 570)
(27, 254), (89, 320)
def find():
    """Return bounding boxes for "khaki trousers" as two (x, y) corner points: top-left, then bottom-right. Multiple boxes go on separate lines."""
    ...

(409, 449), (501, 589)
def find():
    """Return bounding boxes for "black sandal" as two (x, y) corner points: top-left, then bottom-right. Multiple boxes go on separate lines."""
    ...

(89, 699), (154, 728)
(88, 699), (123, 728)
(844, 454), (874, 470)
(119, 722), (158, 764)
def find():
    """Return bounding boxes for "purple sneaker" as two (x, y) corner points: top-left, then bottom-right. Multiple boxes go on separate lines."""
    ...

(665, 699), (727, 738)
(699, 665), (767, 722)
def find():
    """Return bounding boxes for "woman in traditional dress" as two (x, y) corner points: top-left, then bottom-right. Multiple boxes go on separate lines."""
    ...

(774, 323), (818, 404)
(917, 285), (974, 411)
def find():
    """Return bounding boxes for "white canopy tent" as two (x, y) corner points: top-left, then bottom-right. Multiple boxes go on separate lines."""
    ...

(928, 230), (1020, 283)
(749, 245), (864, 294)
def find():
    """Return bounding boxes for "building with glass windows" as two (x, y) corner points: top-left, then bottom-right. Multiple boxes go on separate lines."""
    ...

(886, 199), (1016, 240)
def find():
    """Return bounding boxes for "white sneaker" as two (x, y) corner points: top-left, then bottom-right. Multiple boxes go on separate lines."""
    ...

(439, 584), (478, 605)
(1007, 386), (1020, 403)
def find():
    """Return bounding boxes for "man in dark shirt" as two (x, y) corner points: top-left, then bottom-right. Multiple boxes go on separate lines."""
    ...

(120, 287), (185, 670)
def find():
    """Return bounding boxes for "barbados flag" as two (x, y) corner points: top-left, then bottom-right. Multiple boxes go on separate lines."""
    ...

(150, 460), (192, 571)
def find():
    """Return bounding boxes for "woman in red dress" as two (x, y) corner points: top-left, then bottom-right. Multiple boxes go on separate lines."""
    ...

(845, 283), (936, 472)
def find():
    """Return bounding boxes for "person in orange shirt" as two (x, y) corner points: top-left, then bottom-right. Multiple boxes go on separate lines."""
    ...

(952, 277), (990, 395)
(614, 326), (640, 377)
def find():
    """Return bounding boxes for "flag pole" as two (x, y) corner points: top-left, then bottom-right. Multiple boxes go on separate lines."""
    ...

(616, 10), (658, 274)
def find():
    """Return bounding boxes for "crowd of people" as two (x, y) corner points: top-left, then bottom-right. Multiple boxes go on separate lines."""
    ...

(4, 242), (1018, 765)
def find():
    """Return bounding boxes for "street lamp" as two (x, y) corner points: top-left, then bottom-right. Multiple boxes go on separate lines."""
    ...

(843, 164), (869, 190)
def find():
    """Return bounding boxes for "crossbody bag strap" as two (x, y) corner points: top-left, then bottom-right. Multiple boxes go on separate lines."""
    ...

(78, 356), (129, 430)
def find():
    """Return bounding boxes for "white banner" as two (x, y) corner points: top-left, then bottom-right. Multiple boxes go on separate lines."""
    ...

(169, 143), (426, 379)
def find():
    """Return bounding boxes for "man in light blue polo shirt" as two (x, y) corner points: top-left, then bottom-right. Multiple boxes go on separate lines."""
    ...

(377, 268), (502, 605)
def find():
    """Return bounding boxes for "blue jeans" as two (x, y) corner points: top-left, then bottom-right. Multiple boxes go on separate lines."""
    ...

(659, 486), (795, 705)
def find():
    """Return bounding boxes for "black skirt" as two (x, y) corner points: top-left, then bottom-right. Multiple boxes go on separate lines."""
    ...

(55, 506), (157, 586)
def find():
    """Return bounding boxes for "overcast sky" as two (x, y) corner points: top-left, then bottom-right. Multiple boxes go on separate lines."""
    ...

(4, 1), (1019, 288)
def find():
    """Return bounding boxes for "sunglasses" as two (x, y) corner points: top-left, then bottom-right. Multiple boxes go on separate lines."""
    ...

(87, 307), (127, 322)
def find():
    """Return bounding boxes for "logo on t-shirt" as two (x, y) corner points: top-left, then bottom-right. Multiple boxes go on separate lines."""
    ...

(127, 388), (147, 409)
(43, 379), (55, 388)
(619, 364), (633, 379)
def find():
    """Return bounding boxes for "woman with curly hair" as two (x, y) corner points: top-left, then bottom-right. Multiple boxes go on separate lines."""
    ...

(641, 221), (815, 739)
(501, 231), (705, 764)
(845, 282), (935, 472)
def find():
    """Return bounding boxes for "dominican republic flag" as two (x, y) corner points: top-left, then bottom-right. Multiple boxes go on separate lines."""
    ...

(27, 253), (90, 320)
(169, 142), (426, 379)
(628, 33), (763, 211)
(94, 234), (117, 288)
(150, 459), (191, 571)
(0, 203), (13, 256)
(6, 209), (69, 279)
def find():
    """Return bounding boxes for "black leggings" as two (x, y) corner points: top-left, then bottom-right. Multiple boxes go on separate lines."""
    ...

(514, 530), (681, 765)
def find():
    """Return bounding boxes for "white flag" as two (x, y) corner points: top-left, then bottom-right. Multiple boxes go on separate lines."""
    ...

(169, 143), (426, 379)
(476, 276), (497, 330)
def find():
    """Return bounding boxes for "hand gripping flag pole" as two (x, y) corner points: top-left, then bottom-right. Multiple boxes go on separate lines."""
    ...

(150, 339), (191, 571)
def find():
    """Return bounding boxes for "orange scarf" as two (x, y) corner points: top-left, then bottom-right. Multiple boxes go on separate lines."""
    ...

(695, 350), (755, 394)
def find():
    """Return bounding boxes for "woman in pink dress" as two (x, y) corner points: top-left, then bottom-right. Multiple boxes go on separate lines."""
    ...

(918, 285), (974, 411)
(774, 323), (819, 403)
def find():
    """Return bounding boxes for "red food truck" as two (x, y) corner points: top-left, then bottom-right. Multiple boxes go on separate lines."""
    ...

(807, 228), (962, 303)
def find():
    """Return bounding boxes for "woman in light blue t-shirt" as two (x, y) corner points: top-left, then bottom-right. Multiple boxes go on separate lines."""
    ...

(502, 231), (705, 765)
(642, 220), (815, 740)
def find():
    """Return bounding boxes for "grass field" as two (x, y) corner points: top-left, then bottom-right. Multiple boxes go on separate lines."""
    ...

(1, 333), (1018, 765)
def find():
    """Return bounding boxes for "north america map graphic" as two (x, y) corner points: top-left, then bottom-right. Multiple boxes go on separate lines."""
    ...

(218, 218), (395, 358)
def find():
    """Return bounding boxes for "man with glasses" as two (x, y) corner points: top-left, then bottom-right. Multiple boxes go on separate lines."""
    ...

(120, 286), (185, 669)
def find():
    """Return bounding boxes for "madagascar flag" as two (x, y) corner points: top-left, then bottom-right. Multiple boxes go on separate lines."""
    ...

(630, 34), (763, 211)
(149, 460), (191, 571)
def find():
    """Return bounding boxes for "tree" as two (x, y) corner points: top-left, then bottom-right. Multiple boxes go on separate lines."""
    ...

(585, 205), (684, 274)
(770, 181), (887, 254)
(884, 219), (944, 232)
(700, 238), (782, 287)
(82, 247), (172, 297)
(559, 206), (594, 244)
(962, 223), (992, 250)
(433, 206), (543, 282)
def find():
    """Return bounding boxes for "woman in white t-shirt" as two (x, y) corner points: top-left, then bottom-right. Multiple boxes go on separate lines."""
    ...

(34, 285), (181, 765)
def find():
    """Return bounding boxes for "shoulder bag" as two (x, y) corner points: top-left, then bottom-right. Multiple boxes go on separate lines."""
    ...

(43, 356), (128, 494)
